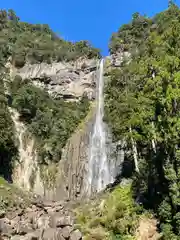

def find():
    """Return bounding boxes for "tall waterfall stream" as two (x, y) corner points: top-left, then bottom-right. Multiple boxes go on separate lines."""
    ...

(88, 59), (114, 194)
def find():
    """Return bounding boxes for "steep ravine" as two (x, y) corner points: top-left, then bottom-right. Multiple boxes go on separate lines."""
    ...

(4, 58), (97, 199)
(1, 53), (141, 240)
(1, 40), (159, 240)
(4, 56), (126, 201)
(2, 5), (178, 239)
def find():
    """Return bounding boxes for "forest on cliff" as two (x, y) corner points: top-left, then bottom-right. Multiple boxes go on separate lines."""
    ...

(0, 9), (100, 67)
(0, 9), (100, 178)
(105, 2), (180, 239)
(2, 2), (180, 240)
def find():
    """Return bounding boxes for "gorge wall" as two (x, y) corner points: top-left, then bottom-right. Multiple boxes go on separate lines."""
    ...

(1, 5), (180, 239)
(0, 7), (128, 202)
(5, 55), (125, 201)
(6, 58), (97, 199)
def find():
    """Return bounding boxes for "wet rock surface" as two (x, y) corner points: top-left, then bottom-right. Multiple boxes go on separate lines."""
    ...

(0, 198), (82, 240)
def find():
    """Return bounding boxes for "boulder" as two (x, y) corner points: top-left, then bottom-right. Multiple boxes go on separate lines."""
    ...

(0, 219), (14, 236)
(11, 233), (39, 240)
(11, 236), (25, 240)
(0, 198), (82, 240)
(70, 230), (82, 240)
(43, 200), (55, 207)
(10, 216), (21, 228)
(42, 228), (65, 240)
(37, 215), (50, 229)
(24, 230), (41, 240)
(15, 222), (33, 235)
(0, 211), (5, 219)
(23, 211), (38, 224)
(53, 201), (64, 208)
(61, 226), (73, 239)
(49, 215), (73, 228)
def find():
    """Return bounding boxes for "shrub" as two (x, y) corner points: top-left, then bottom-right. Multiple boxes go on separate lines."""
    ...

(75, 184), (141, 240)
(11, 81), (90, 163)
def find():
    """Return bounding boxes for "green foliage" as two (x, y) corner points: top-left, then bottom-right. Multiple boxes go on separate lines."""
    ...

(0, 9), (100, 68)
(0, 8), (98, 183)
(75, 184), (141, 240)
(0, 73), (17, 180)
(109, 13), (152, 54)
(105, 3), (180, 238)
(11, 79), (90, 163)
(0, 176), (31, 211)
(160, 223), (178, 240)
(168, 0), (176, 8)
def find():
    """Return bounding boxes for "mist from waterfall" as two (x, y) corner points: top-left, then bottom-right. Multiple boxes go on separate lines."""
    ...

(88, 59), (114, 194)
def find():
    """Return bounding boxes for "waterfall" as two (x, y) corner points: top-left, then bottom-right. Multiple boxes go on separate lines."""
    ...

(2, 72), (44, 195)
(88, 59), (114, 194)
(8, 107), (44, 195)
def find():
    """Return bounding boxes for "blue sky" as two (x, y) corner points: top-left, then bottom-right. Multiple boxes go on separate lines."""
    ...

(1, 0), (179, 55)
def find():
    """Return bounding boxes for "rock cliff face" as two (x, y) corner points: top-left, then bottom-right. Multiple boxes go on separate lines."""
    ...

(106, 127), (126, 182)
(5, 58), (97, 200)
(105, 51), (131, 70)
(52, 122), (125, 202)
(7, 56), (126, 201)
(25, 105), (96, 201)
(9, 104), (125, 201)
(4, 57), (97, 199)
(8, 104), (90, 200)
(11, 58), (97, 101)
(9, 108), (44, 196)
(54, 107), (95, 201)
(44, 54), (127, 200)
(48, 110), (125, 201)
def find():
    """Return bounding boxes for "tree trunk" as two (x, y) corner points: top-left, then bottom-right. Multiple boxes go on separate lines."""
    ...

(151, 122), (156, 153)
(151, 73), (157, 153)
(129, 126), (139, 173)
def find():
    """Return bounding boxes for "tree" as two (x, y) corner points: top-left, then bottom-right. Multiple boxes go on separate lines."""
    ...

(8, 9), (19, 22)
(132, 12), (140, 20)
(168, 0), (176, 7)
(106, 4), (180, 238)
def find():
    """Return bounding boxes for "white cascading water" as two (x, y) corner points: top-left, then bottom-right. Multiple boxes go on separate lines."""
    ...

(88, 59), (113, 194)
(8, 107), (44, 194)
(3, 74), (44, 195)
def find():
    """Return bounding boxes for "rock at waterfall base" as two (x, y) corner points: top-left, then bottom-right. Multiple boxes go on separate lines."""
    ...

(0, 193), (82, 240)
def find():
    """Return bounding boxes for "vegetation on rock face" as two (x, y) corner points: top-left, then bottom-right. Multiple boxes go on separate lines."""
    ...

(0, 72), (17, 181)
(105, 2), (180, 239)
(109, 12), (152, 54)
(0, 177), (31, 211)
(10, 76), (90, 163)
(0, 9), (100, 68)
(0, 8), (97, 180)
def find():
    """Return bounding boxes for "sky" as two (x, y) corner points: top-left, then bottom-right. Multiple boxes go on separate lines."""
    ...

(1, 0), (179, 56)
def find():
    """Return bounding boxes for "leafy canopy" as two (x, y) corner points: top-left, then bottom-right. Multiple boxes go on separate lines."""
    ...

(106, 3), (180, 238)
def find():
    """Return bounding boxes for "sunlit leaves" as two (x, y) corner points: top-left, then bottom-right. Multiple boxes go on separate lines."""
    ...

(11, 80), (90, 164)
(106, 4), (180, 238)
